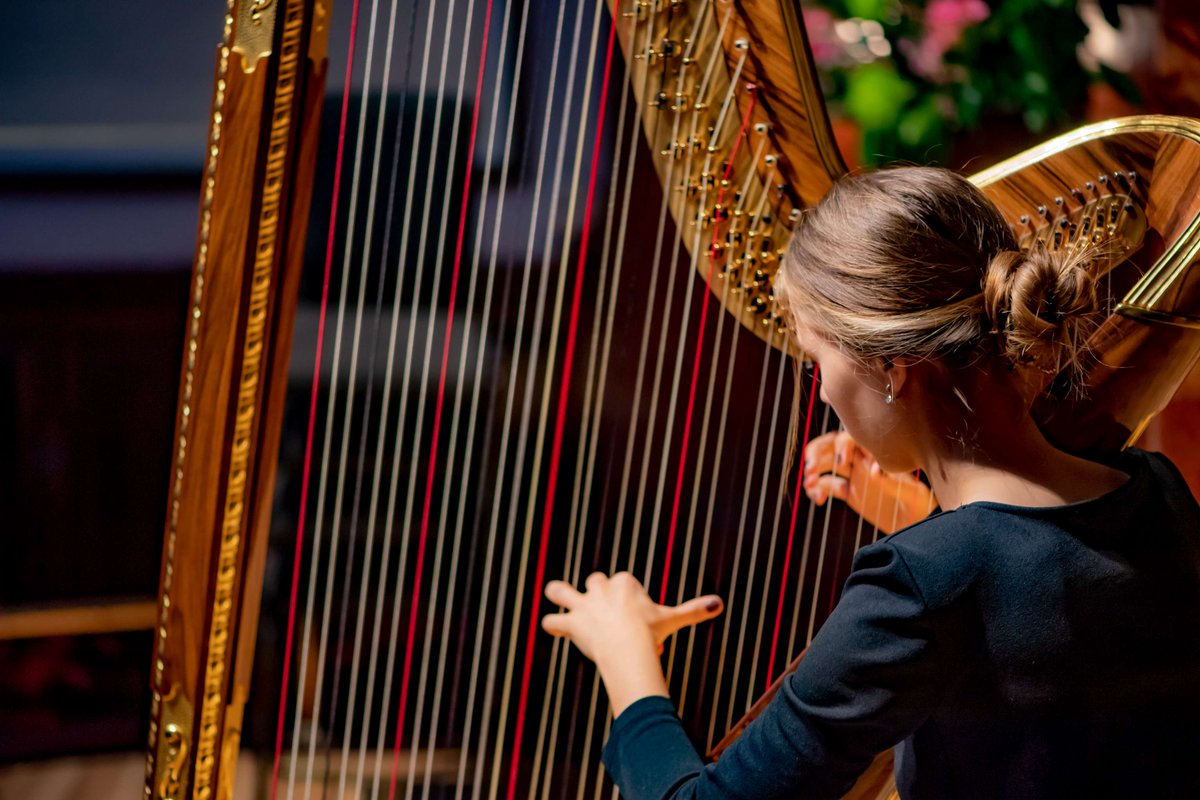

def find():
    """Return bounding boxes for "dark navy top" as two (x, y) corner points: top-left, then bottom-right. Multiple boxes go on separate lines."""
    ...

(602, 449), (1200, 799)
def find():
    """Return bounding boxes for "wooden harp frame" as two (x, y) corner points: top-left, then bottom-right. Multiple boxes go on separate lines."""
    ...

(145, 1), (328, 797)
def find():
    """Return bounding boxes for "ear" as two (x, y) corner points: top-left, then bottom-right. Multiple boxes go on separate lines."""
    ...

(883, 358), (909, 400)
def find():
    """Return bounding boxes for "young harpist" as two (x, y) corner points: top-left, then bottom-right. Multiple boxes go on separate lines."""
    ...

(541, 167), (1200, 799)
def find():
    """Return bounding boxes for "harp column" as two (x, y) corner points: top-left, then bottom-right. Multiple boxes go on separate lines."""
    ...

(145, 1), (329, 798)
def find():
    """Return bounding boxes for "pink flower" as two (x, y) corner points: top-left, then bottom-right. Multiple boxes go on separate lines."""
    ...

(903, 0), (990, 80)
(926, 0), (990, 33)
(804, 6), (841, 67)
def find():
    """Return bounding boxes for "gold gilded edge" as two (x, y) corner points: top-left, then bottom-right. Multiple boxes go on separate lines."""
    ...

(1116, 304), (1200, 329)
(192, 2), (307, 798)
(777, 0), (847, 181)
(969, 115), (1200, 188)
(146, 4), (237, 799)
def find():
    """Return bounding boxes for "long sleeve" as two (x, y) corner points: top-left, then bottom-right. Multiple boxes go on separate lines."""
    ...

(602, 541), (958, 800)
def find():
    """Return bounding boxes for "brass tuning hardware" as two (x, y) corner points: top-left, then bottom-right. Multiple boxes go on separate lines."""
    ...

(249, 0), (274, 21)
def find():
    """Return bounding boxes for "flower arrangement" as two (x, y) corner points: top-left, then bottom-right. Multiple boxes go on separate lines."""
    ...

(804, 0), (1139, 166)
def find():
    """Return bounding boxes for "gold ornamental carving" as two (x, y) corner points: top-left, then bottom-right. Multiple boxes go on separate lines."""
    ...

(234, 0), (278, 72)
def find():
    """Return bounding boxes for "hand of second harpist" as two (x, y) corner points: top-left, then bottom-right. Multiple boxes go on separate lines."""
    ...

(803, 430), (937, 534)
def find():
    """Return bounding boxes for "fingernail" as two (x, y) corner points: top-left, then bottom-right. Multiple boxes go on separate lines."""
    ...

(706, 599), (722, 612)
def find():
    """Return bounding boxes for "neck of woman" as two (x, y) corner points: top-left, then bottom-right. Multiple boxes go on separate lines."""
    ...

(914, 368), (1127, 511)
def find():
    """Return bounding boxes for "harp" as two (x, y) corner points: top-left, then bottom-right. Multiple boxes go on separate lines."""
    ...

(145, 1), (1200, 799)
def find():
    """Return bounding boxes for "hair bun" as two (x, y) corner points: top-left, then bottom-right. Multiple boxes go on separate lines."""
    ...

(982, 244), (1100, 372)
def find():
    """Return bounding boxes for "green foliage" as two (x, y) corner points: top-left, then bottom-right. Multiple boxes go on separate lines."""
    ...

(809, 0), (1131, 167)
(844, 64), (915, 129)
(951, 0), (1089, 133)
(844, 0), (897, 20)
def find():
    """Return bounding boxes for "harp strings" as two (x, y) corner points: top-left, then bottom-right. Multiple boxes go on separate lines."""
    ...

(330, 0), (426, 795)
(766, 363), (822, 687)
(549, 2), (676, 794)
(272, 0), (367, 793)
(448, 0), (538, 793)
(525, 16), (634, 799)
(551, 10), (672, 790)
(654, 63), (758, 611)
(666, 137), (770, 708)
(496, 4), (619, 800)
(269, 0), (920, 797)
(626, 36), (752, 591)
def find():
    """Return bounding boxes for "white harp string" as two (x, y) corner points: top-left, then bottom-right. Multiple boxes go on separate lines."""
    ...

(288, 0), (390, 793)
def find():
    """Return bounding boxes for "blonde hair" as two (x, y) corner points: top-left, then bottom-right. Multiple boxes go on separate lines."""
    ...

(776, 167), (1100, 378)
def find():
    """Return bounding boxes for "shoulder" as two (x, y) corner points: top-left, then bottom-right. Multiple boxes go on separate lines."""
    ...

(1129, 448), (1200, 519)
(854, 507), (1002, 610)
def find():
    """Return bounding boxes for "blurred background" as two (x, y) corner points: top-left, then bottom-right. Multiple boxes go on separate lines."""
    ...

(0, 1), (1197, 798)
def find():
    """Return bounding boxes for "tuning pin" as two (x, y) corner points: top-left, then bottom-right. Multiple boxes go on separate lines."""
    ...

(623, 0), (650, 19)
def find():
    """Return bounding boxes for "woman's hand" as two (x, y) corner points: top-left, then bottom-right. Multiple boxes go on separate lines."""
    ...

(542, 572), (723, 715)
(803, 431), (937, 534)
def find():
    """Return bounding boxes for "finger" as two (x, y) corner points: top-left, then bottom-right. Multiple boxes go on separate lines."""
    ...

(803, 435), (837, 475)
(826, 475), (852, 501)
(803, 430), (837, 461)
(584, 571), (607, 593)
(807, 475), (849, 504)
(541, 613), (573, 638)
(610, 571), (640, 588)
(658, 595), (724, 634)
(807, 430), (839, 449)
(834, 431), (858, 472)
(544, 580), (584, 610)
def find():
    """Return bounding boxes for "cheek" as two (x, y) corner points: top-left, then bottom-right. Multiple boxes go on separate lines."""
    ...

(820, 371), (890, 453)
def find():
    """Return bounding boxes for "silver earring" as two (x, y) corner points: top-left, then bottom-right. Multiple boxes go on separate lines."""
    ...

(885, 385), (894, 405)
